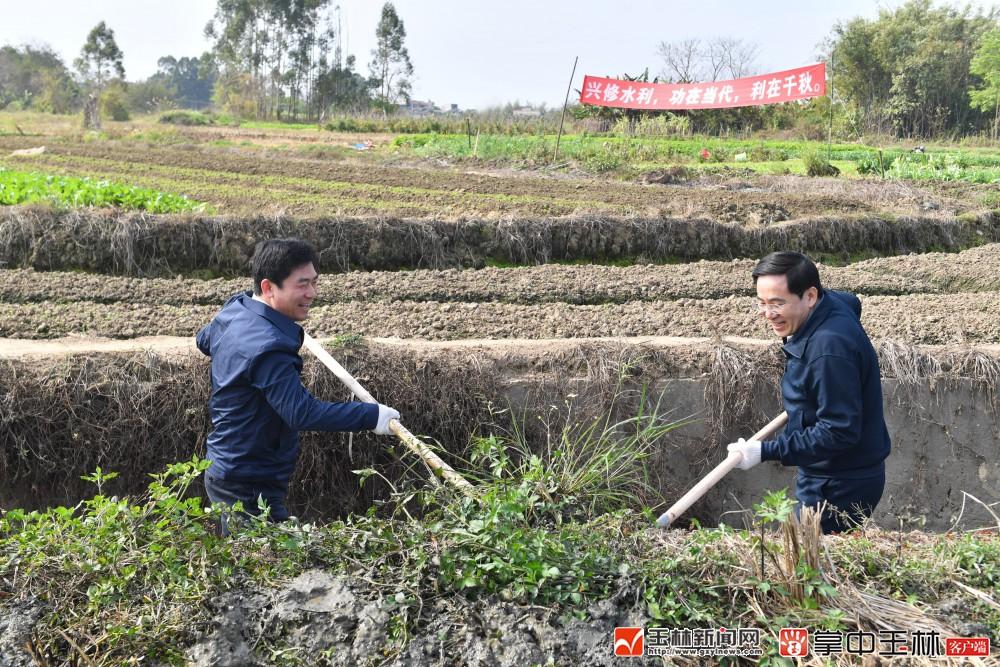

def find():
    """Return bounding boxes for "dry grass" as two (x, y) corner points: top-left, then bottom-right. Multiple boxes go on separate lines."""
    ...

(2, 206), (999, 276)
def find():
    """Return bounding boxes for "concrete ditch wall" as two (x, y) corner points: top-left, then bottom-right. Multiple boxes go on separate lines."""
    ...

(1, 338), (996, 531)
(632, 378), (999, 532)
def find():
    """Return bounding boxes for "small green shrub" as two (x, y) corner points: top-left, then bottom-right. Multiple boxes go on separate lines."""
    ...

(101, 87), (130, 121)
(159, 110), (215, 126)
(803, 150), (840, 177)
(584, 150), (621, 172)
(748, 146), (790, 162)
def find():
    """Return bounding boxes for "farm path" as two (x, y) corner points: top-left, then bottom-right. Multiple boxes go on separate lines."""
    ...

(3, 335), (998, 360)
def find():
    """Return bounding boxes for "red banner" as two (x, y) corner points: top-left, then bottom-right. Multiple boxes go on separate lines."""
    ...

(580, 63), (826, 110)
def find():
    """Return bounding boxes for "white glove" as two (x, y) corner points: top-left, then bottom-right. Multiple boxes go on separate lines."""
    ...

(374, 404), (400, 435)
(727, 438), (762, 470)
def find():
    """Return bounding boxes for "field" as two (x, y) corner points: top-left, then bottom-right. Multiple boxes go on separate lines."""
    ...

(1, 111), (999, 665)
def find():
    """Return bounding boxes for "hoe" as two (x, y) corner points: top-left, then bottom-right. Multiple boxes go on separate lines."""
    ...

(303, 333), (475, 496)
(656, 412), (788, 528)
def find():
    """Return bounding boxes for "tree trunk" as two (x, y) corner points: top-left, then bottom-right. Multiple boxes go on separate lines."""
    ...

(83, 94), (101, 130)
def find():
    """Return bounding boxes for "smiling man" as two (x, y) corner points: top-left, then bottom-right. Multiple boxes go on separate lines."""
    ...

(196, 238), (399, 533)
(726, 251), (891, 533)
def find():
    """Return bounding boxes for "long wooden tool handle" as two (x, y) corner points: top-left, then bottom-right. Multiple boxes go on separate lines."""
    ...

(656, 411), (788, 528)
(302, 334), (475, 495)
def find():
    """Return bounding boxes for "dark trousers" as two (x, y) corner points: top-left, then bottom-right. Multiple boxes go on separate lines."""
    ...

(205, 474), (290, 536)
(795, 468), (885, 534)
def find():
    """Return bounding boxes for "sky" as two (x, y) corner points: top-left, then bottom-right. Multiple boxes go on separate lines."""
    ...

(2, 0), (998, 110)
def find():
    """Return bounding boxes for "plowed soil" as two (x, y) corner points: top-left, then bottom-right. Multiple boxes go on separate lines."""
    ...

(4, 291), (998, 344)
(4, 244), (1000, 307)
(4, 244), (999, 344)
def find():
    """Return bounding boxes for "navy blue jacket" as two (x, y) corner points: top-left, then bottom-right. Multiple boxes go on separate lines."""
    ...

(761, 290), (891, 479)
(196, 292), (378, 482)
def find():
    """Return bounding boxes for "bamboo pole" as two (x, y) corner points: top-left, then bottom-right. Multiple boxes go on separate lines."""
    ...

(302, 333), (475, 495)
(656, 411), (788, 528)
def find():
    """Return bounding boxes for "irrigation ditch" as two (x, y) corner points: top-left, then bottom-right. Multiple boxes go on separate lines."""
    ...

(2, 337), (997, 531)
(1, 336), (998, 665)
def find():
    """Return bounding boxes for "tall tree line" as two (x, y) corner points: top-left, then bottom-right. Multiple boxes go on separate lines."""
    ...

(205, 0), (376, 121)
(829, 0), (999, 138)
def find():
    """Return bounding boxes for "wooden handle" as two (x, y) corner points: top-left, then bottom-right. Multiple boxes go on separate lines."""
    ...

(656, 411), (788, 528)
(302, 334), (475, 495)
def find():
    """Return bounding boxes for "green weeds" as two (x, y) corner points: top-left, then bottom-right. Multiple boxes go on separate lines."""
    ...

(2, 458), (234, 663)
(3, 426), (998, 664)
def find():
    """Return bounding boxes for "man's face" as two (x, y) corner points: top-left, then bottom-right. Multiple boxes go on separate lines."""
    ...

(755, 274), (818, 338)
(261, 262), (318, 321)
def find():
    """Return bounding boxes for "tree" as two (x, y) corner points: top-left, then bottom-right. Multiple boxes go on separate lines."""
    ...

(314, 54), (371, 117)
(153, 53), (217, 108)
(206, 0), (337, 120)
(74, 21), (125, 128)
(828, 0), (998, 138)
(368, 2), (413, 109)
(75, 22), (125, 90)
(969, 28), (1000, 139)
(655, 37), (763, 135)
(0, 44), (79, 113)
(657, 36), (759, 83)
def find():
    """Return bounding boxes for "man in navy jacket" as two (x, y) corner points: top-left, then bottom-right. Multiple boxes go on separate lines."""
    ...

(727, 251), (891, 533)
(196, 238), (399, 533)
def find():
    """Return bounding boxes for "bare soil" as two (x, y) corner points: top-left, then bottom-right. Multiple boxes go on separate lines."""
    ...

(4, 244), (1000, 308)
(3, 291), (998, 344)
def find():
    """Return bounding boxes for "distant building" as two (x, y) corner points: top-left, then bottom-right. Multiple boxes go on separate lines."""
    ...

(398, 99), (440, 116)
(512, 106), (542, 117)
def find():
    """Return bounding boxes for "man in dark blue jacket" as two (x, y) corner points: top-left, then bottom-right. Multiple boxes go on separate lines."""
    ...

(727, 251), (891, 533)
(196, 238), (399, 533)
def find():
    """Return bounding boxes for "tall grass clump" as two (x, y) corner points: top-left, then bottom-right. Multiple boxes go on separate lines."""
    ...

(469, 390), (687, 516)
(802, 149), (841, 177)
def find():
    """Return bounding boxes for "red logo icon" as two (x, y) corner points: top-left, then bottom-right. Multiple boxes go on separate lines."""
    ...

(614, 627), (644, 657)
(779, 628), (809, 657)
(945, 637), (990, 657)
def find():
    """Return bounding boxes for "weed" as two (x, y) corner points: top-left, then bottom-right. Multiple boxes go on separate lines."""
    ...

(159, 110), (215, 126)
(802, 150), (841, 177)
(2, 458), (236, 663)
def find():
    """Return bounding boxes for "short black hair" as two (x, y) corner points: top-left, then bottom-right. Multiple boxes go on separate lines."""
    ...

(251, 238), (319, 295)
(751, 251), (823, 298)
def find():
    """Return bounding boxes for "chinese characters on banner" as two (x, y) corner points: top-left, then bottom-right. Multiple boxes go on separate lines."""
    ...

(579, 63), (826, 110)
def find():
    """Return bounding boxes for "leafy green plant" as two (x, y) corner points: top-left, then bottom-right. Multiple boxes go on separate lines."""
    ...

(1, 458), (235, 663)
(856, 150), (889, 177)
(0, 167), (210, 213)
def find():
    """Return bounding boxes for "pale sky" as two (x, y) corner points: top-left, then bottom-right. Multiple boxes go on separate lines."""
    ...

(2, 0), (998, 110)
